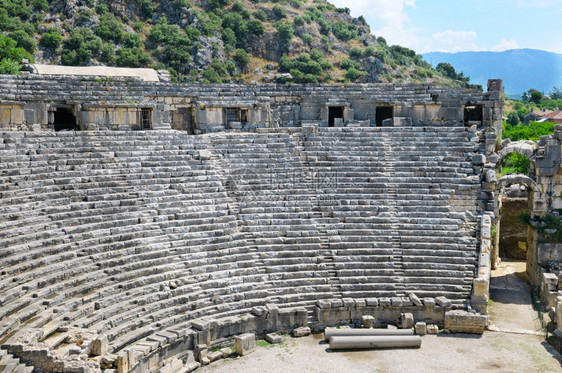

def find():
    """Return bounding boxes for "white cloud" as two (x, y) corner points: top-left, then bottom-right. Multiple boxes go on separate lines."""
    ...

(329, 0), (420, 50)
(490, 39), (520, 52)
(424, 30), (479, 53)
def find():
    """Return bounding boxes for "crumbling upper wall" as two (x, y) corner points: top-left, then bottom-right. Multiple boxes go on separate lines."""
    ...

(0, 75), (503, 133)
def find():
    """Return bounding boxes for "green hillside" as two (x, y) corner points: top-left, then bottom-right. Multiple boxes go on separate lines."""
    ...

(1, 0), (460, 85)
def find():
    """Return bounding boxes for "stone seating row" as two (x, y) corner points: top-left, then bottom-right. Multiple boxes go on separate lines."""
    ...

(0, 127), (482, 365)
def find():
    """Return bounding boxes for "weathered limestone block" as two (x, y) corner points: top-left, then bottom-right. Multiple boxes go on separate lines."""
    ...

(427, 324), (439, 334)
(265, 333), (282, 344)
(292, 326), (311, 337)
(472, 154), (486, 165)
(362, 315), (375, 329)
(399, 313), (414, 329)
(435, 296), (452, 308)
(415, 322), (427, 335)
(116, 351), (129, 373)
(234, 333), (256, 356)
(91, 336), (108, 356)
(409, 293), (422, 307)
(444, 311), (488, 334)
(194, 344), (208, 362)
(220, 347), (232, 358)
(208, 350), (222, 362)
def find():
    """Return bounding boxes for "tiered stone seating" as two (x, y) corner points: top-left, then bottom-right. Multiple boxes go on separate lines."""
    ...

(0, 127), (482, 371)
(302, 127), (480, 302)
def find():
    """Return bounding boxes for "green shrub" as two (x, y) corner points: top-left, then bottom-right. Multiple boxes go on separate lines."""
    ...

(40, 29), (63, 51)
(276, 22), (293, 42)
(95, 13), (124, 43)
(202, 66), (221, 83)
(340, 58), (360, 70)
(301, 34), (313, 45)
(272, 5), (286, 19)
(363, 46), (375, 57)
(138, 0), (156, 19)
(501, 152), (530, 174)
(247, 19), (264, 36)
(0, 58), (21, 74)
(233, 48), (249, 67)
(123, 33), (143, 48)
(221, 27), (237, 48)
(502, 120), (555, 141)
(172, 0), (192, 10)
(116, 47), (150, 68)
(253, 10), (267, 21)
(9, 29), (36, 54)
(95, 2), (108, 15)
(100, 43), (115, 64)
(232, 1), (244, 12)
(344, 67), (367, 82)
(0, 0), (32, 20)
(61, 28), (102, 65)
(349, 47), (362, 60)
(317, 18), (331, 35)
(331, 20), (357, 41)
(294, 16), (304, 26)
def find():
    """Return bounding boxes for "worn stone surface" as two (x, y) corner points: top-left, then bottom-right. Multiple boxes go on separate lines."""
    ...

(292, 327), (311, 338)
(265, 333), (282, 344)
(414, 322), (427, 336)
(234, 334), (256, 356)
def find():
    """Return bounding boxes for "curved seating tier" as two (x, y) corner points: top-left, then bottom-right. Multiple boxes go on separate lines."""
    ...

(0, 127), (482, 370)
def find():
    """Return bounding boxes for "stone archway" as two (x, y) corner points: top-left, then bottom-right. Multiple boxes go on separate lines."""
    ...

(497, 141), (536, 162)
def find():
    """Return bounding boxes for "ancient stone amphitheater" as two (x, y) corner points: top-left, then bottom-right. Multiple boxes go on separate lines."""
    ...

(0, 71), (504, 372)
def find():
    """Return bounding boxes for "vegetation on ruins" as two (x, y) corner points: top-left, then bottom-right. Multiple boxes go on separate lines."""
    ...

(501, 85), (562, 174)
(519, 213), (562, 244)
(0, 0), (464, 85)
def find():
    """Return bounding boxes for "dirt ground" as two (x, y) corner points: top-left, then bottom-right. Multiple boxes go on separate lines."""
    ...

(199, 261), (562, 373)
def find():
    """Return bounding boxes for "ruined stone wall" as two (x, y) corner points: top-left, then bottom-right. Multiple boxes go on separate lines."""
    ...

(0, 76), (503, 133)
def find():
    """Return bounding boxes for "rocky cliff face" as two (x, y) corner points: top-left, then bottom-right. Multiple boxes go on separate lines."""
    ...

(3, 0), (450, 85)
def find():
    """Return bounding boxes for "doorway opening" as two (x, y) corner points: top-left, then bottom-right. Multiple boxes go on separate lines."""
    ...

(464, 104), (483, 125)
(140, 108), (152, 130)
(375, 106), (393, 127)
(53, 108), (78, 131)
(328, 106), (344, 127)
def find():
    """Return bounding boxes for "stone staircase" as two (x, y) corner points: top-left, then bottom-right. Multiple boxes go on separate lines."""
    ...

(0, 350), (33, 373)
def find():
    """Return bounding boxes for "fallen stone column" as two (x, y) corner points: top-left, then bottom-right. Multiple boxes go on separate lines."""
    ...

(324, 328), (414, 341)
(329, 335), (422, 350)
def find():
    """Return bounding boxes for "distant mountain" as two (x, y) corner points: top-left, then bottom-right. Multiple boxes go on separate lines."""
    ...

(423, 49), (562, 97)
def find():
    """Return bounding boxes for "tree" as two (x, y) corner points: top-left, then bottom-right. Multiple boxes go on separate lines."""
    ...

(506, 112), (520, 126)
(0, 33), (33, 75)
(527, 89), (543, 104)
(40, 29), (63, 51)
(276, 22), (294, 43)
(247, 19), (264, 36)
(523, 89), (543, 104)
(233, 48), (249, 69)
(550, 86), (562, 100)
(436, 62), (456, 79)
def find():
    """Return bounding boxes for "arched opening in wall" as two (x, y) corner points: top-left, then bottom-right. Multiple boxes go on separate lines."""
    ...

(328, 106), (344, 127)
(497, 152), (532, 261)
(490, 153), (537, 332)
(464, 104), (483, 126)
(375, 106), (393, 127)
(53, 107), (78, 131)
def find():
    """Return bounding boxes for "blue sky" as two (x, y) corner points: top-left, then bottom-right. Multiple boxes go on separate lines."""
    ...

(329, 0), (562, 54)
